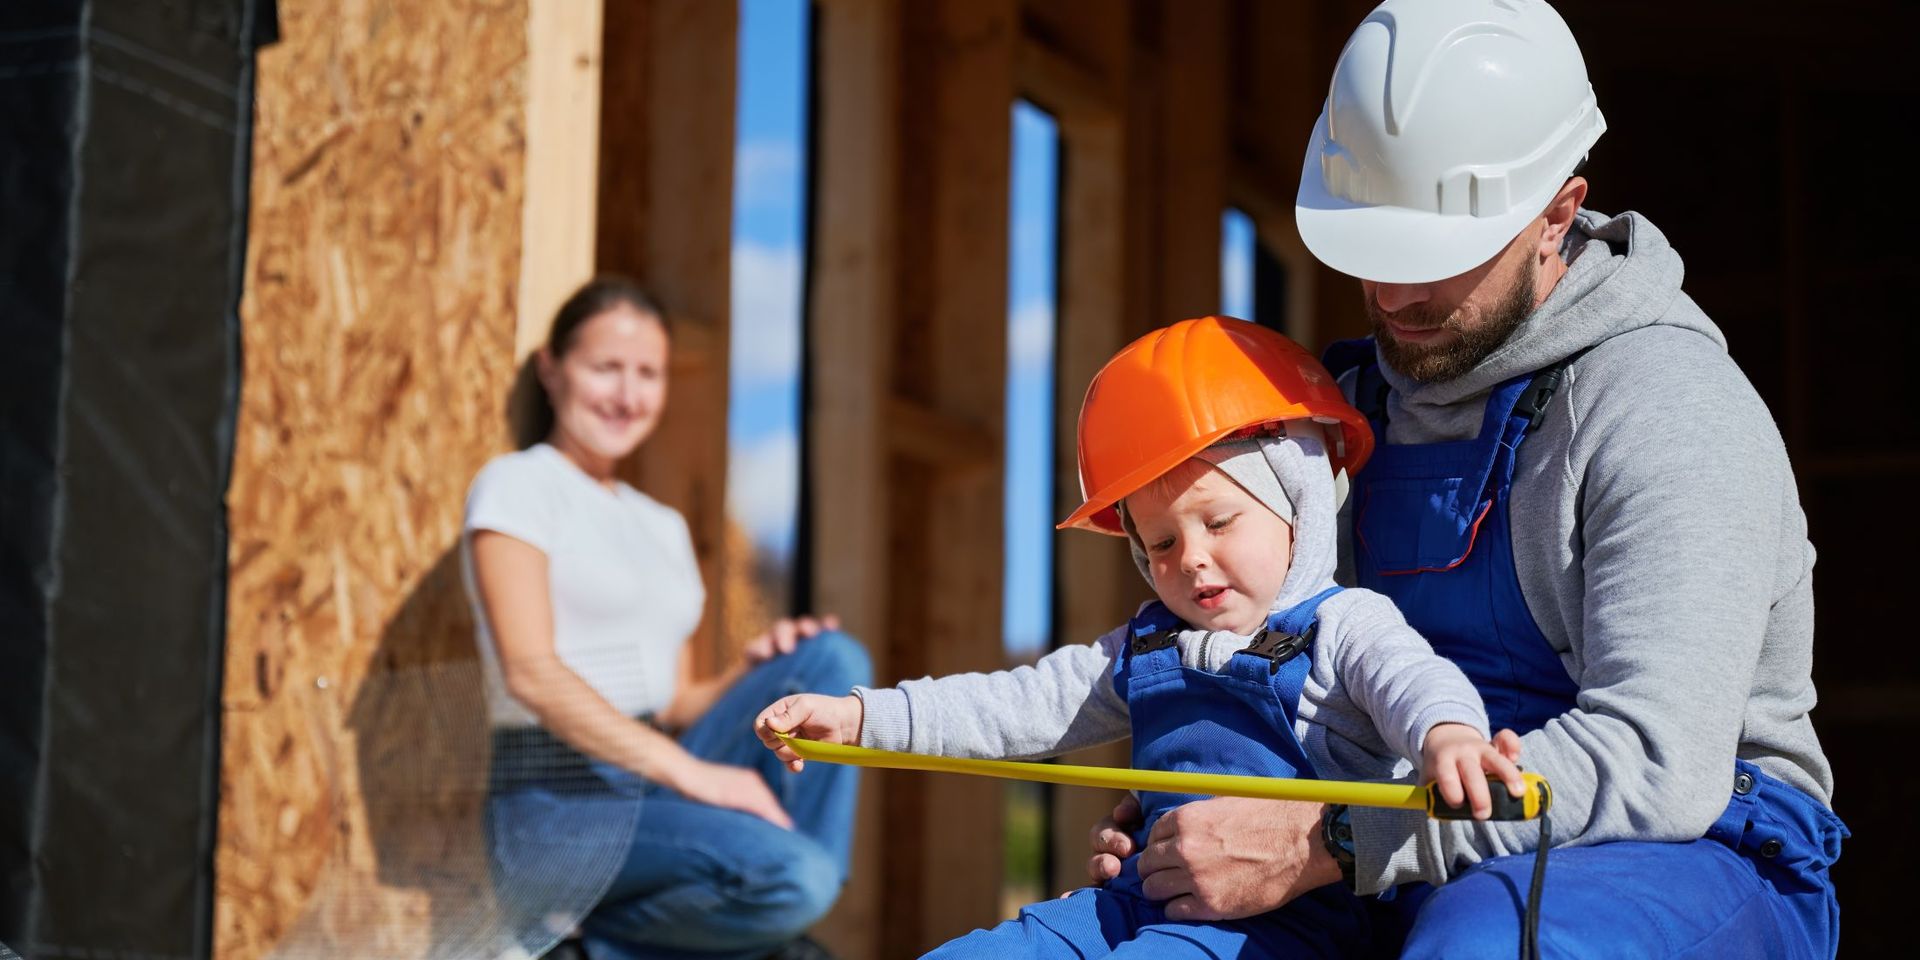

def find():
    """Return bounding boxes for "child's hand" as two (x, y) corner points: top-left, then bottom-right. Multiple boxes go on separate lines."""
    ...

(1421, 724), (1526, 820)
(754, 693), (864, 773)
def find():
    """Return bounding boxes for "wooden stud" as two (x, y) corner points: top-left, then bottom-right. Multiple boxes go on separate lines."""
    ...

(805, 0), (903, 953)
(518, 0), (605, 358)
(598, 0), (739, 675)
(887, 398), (999, 471)
(881, 0), (1019, 949)
(1148, 0), (1231, 322)
(1021, 0), (1149, 901)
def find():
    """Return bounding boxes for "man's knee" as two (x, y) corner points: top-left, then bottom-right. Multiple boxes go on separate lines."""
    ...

(1400, 863), (1528, 959)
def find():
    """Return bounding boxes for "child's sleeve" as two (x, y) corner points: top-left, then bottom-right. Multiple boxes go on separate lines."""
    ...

(851, 624), (1131, 760)
(1323, 591), (1490, 764)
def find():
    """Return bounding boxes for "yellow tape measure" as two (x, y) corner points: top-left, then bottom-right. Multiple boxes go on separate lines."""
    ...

(774, 731), (1550, 821)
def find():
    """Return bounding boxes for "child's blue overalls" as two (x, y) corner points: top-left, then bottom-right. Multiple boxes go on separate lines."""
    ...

(925, 588), (1390, 958)
(1329, 339), (1849, 959)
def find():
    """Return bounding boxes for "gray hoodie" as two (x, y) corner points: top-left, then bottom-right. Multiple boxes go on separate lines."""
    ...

(853, 432), (1489, 804)
(1342, 209), (1834, 893)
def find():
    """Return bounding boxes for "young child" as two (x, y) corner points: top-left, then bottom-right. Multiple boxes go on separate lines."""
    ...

(755, 316), (1523, 957)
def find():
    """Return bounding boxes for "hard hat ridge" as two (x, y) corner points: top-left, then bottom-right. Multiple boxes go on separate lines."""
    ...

(1298, 0), (1606, 284)
(1059, 316), (1372, 536)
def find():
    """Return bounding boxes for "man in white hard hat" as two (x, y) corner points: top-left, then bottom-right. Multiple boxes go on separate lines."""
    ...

(1087, 1), (1847, 957)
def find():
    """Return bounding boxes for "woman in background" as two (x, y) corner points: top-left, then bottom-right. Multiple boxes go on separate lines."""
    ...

(464, 276), (865, 960)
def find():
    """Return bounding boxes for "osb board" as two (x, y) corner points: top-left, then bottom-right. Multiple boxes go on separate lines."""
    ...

(214, 0), (531, 956)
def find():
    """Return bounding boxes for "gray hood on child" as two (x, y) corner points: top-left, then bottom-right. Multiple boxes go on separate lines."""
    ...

(1117, 430), (1342, 630)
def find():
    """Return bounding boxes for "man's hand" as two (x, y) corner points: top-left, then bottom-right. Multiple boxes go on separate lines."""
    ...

(1134, 797), (1342, 920)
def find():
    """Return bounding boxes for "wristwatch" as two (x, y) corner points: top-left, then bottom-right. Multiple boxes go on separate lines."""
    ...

(1320, 803), (1357, 891)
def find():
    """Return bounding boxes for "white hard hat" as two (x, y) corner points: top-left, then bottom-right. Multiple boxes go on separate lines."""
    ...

(1295, 0), (1606, 284)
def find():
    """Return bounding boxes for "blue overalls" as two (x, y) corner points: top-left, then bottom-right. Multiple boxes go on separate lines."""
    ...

(926, 589), (1389, 958)
(1330, 340), (1849, 959)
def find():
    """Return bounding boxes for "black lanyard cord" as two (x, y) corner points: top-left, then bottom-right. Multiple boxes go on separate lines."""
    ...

(1521, 816), (1551, 960)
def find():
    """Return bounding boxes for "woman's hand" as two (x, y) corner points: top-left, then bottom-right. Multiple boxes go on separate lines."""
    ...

(755, 693), (864, 772)
(741, 614), (842, 666)
(1422, 724), (1526, 819)
(670, 757), (794, 829)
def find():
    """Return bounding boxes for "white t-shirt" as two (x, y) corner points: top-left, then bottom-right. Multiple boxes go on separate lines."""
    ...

(461, 443), (705, 727)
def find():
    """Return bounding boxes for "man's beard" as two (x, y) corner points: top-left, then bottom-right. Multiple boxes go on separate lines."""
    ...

(1367, 259), (1536, 384)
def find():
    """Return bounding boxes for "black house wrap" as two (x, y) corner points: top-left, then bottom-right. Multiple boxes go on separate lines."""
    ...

(0, 2), (275, 956)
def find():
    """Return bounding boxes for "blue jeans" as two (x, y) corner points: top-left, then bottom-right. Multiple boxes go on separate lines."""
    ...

(487, 631), (871, 960)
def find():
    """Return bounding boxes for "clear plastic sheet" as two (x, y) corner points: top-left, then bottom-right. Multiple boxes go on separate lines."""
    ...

(266, 661), (642, 960)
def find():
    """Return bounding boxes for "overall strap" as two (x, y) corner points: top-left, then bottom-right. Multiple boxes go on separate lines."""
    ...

(1322, 337), (1390, 430)
(1232, 585), (1343, 675)
(1113, 601), (1185, 699)
(1511, 347), (1591, 439)
(1225, 587), (1343, 779)
(1489, 346), (1593, 489)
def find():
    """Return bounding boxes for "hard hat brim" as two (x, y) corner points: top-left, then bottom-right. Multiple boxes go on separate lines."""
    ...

(1293, 111), (1566, 286)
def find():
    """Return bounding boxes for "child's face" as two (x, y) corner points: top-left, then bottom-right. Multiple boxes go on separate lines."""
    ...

(1126, 460), (1294, 635)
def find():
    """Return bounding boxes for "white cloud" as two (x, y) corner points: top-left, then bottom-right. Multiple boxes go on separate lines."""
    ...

(727, 429), (801, 557)
(734, 139), (801, 211)
(730, 241), (804, 385)
(1008, 299), (1055, 378)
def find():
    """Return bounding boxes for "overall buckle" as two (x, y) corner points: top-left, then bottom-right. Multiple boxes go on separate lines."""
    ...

(1130, 630), (1177, 656)
(1237, 624), (1315, 673)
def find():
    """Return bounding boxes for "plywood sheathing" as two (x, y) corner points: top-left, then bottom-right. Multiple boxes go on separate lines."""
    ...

(597, 0), (741, 678)
(215, 0), (532, 956)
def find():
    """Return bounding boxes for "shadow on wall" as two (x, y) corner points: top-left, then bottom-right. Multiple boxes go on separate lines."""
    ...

(269, 549), (633, 959)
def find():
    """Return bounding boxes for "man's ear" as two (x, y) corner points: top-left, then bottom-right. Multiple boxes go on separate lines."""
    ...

(1538, 176), (1589, 258)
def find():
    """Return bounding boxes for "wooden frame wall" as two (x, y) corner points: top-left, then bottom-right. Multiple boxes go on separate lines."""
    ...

(217, 0), (1331, 954)
(809, 0), (1019, 951)
(809, 0), (1324, 950)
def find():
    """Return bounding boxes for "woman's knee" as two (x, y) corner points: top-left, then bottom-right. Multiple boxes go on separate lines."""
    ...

(734, 836), (843, 940)
(589, 835), (841, 951)
(791, 629), (872, 690)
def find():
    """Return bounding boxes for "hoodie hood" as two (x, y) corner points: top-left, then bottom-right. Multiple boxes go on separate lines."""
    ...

(1119, 430), (1343, 626)
(1377, 209), (1729, 443)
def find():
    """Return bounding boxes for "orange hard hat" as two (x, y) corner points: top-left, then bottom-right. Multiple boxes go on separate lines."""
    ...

(1058, 316), (1374, 535)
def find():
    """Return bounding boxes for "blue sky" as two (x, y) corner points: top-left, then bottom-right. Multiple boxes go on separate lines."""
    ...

(1003, 102), (1060, 656)
(726, 0), (809, 567)
(728, 0), (1253, 652)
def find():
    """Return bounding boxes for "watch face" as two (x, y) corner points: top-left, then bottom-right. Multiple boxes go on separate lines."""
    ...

(1324, 805), (1356, 859)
